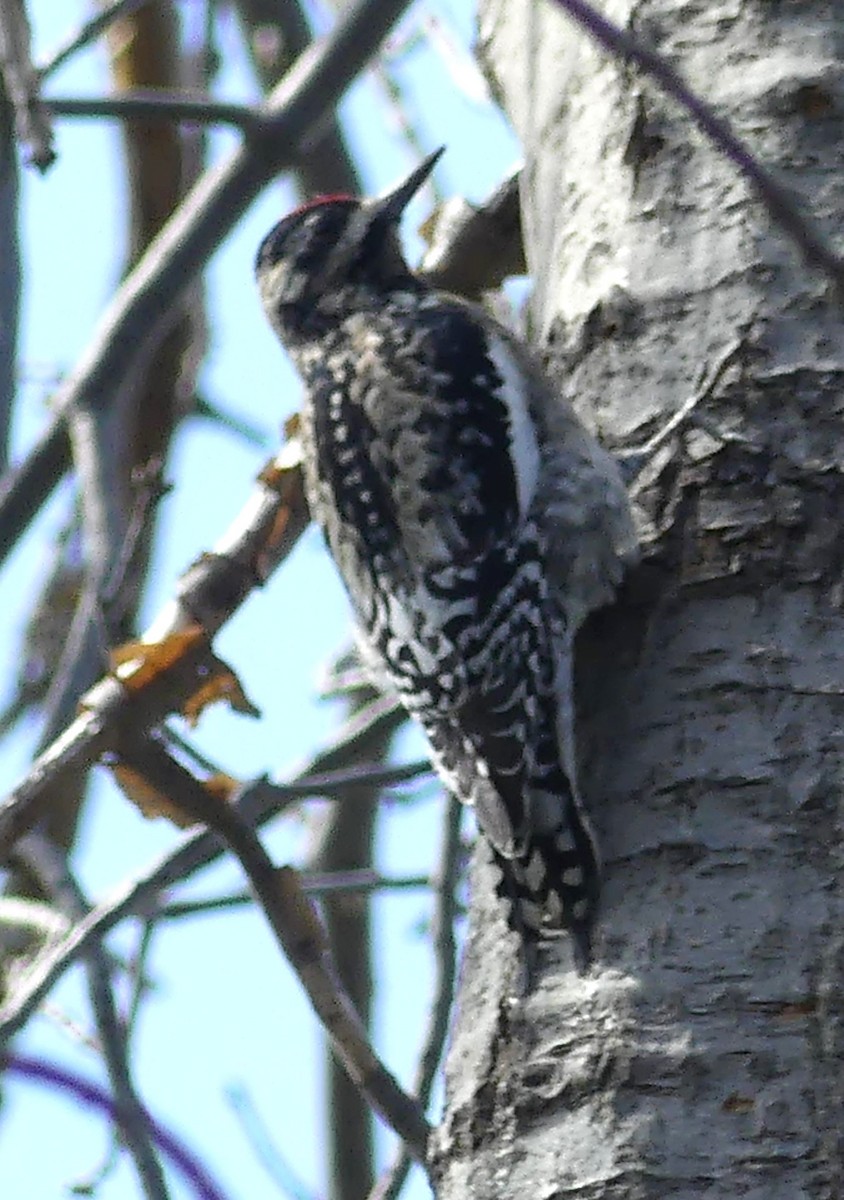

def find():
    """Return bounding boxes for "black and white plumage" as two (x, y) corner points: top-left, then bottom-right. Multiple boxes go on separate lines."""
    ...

(255, 150), (638, 970)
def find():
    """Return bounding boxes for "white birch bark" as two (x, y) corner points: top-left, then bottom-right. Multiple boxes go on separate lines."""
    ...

(434, 3), (844, 1196)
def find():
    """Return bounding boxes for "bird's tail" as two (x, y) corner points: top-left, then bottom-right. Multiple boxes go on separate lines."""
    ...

(425, 698), (601, 971)
(493, 803), (601, 974)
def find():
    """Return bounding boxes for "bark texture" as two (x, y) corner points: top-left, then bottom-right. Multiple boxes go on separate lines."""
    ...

(434, 2), (844, 1196)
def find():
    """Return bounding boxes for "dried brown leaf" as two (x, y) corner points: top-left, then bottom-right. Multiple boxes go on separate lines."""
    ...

(182, 654), (260, 727)
(112, 761), (199, 829)
(204, 772), (241, 803)
(109, 625), (206, 692)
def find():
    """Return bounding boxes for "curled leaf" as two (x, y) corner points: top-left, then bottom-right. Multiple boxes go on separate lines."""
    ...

(182, 654), (260, 727)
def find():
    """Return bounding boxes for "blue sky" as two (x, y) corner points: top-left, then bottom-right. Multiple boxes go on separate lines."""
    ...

(1, 3), (518, 1196)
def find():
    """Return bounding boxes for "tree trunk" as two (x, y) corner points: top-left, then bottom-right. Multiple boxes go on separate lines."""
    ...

(434, 2), (844, 1196)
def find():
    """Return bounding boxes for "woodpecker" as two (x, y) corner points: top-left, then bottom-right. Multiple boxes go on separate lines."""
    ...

(255, 149), (638, 972)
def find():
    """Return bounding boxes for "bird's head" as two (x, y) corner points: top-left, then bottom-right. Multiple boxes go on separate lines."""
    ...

(255, 147), (443, 340)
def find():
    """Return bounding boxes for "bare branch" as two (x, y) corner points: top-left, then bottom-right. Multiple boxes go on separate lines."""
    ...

(37, 0), (150, 82)
(4, 1054), (230, 1200)
(102, 458), (171, 634)
(44, 92), (263, 133)
(369, 796), (463, 1200)
(159, 872), (431, 919)
(0, 90), (19, 473)
(123, 916), (155, 1042)
(232, 0), (359, 197)
(0, 0), (54, 170)
(420, 166), (524, 299)
(36, 387), (129, 745)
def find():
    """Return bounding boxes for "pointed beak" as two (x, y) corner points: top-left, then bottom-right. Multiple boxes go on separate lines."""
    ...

(373, 147), (445, 222)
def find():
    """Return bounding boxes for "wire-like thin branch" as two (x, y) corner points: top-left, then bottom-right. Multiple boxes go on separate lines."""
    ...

(118, 737), (432, 1165)
(411, 796), (462, 1100)
(161, 871), (431, 919)
(0, 0), (413, 566)
(6, 1054), (230, 1200)
(37, 0), (150, 82)
(165, 733), (430, 799)
(38, 380), (128, 746)
(123, 917), (156, 1040)
(308, 666), (385, 1200)
(232, 0), (359, 198)
(45, 92), (262, 133)
(0, 698), (408, 1041)
(368, 796), (463, 1200)
(0, 84), (19, 473)
(550, 0), (844, 297)
(226, 1083), (317, 1200)
(102, 457), (171, 633)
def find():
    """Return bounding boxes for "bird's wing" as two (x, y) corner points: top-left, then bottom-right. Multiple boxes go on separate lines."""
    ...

(311, 298), (541, 576)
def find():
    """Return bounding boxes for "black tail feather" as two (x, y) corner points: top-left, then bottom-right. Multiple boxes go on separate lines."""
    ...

(493, 821), (600, 976)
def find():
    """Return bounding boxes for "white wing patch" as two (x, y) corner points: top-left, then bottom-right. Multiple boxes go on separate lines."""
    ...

(486, 334), (541, 519)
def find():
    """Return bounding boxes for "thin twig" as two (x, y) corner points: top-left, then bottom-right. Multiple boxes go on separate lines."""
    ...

(5, 1054), (230, 1200)
(550, 0), (844, 297)
(0, 84), (20, 474)
(37, 0), (150, 82)
(123, 918), (156, 1040)
(163, 725), (430, 797)
(160, 872), (431, 919)
(225, 1083), (318, 1200)
(38, 376), (129, 746)
(368, 796), (463, 1200)
(411, 796), (463, 1099)
(102, 457), (171, 636)
(117, 736), (432, 1165)
(44, 93), (262, 133)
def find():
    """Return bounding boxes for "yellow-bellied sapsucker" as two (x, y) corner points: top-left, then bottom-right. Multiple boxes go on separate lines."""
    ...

(256, 149), (639, 971)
